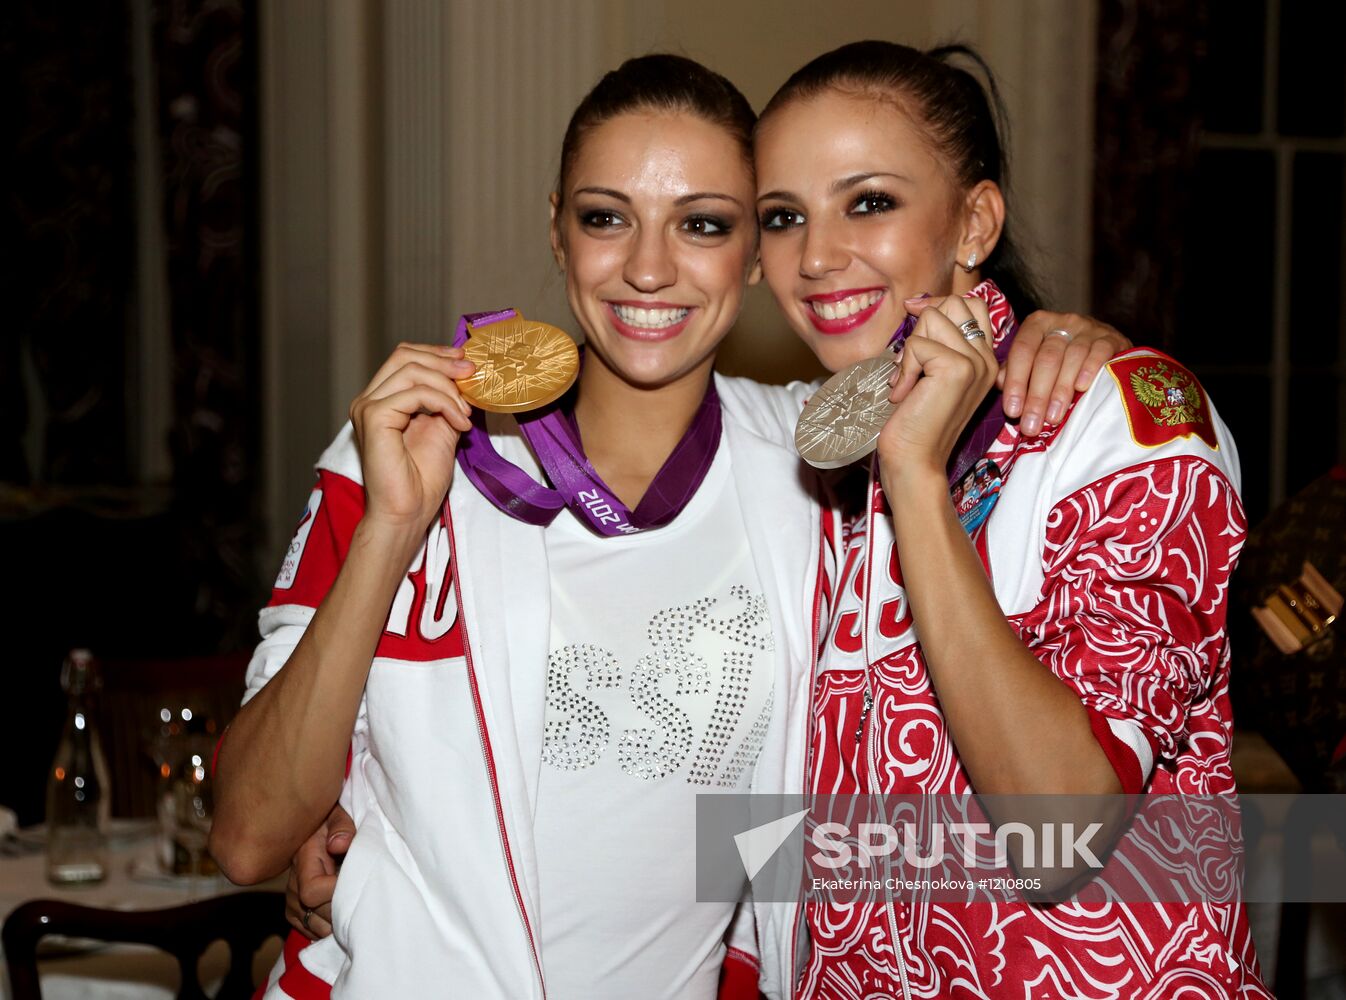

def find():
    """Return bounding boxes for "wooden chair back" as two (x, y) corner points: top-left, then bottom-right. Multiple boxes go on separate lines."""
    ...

(2, 891), (286, 1000)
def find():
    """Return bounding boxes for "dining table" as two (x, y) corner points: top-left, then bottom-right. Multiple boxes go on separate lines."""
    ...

(0, 816), (284, 999)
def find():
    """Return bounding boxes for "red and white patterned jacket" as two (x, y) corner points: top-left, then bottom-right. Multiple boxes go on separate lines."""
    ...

(800, 298), (1271, 998)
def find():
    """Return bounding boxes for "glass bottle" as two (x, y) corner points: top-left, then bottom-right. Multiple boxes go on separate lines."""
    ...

(46, 649), (111, 884)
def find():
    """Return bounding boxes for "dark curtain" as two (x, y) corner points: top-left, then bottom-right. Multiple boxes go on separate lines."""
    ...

(3, 0), (261, 823)
(3, 4), (136, 486)
(152, 0), (263, 651)
(1091, 0), (1207, 350)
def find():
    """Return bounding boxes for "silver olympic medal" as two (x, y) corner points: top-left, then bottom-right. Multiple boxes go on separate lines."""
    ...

(794, 355), (897, 469)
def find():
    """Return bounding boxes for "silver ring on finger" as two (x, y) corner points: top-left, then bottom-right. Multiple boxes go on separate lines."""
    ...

(958, 318), (986, 342)
(1047, 327), (1073, 342)
(303, 907), (315, 932)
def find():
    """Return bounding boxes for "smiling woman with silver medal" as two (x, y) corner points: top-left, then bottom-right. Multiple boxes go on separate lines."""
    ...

(210, 54), (1133, 1000)
(753, 41), (1270, 998)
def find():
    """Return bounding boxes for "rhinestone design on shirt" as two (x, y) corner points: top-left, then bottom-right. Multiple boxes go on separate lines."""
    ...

(542, 587), (773, 785)
(541, 643), (624, 771)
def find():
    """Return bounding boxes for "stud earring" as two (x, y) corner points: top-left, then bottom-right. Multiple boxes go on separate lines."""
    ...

(962, 251), (979, 273)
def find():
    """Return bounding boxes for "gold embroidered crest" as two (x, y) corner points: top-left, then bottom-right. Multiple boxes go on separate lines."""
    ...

(1128, 361), (1204, 427)
(1108, 352), (1219, 449)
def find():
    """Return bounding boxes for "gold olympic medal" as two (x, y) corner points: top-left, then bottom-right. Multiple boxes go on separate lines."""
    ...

(456, 316), (580, 413)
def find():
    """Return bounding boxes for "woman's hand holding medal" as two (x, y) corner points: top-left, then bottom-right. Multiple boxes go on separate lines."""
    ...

(349, 343), (477, 536)
(877, 294), (999, 492)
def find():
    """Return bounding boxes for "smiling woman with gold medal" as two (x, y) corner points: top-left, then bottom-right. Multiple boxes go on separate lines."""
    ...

(212, 58), (828, 999)
(210, 53), (1133, 1000)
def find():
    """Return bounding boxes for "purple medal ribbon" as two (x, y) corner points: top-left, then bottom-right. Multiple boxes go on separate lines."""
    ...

(451, 310), (722, 537)
(885, 288), (1018, 488)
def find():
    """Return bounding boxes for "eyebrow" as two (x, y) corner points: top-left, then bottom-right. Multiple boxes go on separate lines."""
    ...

(573, 186), (631, 204)
(830, 172), (909, 194)
(572, 186), (745, 208)
(756, 172), (911, 204)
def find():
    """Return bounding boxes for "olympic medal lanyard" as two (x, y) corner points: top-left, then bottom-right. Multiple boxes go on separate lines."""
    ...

(450, 309), (722, 538)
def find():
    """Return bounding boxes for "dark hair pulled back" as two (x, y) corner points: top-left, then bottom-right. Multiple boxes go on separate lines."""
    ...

(556, 54), (757, 207)
(759, 40), (1043, 318)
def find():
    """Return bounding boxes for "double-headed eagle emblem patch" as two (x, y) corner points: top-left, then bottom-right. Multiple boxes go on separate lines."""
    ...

(1129, 360), (1204, 427)
(1107, 352), (1219, 450)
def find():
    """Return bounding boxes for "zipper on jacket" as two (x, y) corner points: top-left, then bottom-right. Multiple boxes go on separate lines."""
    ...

(444, 505), (547, 998)
(854, 689), (872, 744)
(790, 511), (830, 1000)
(861, 471), (912, 1000)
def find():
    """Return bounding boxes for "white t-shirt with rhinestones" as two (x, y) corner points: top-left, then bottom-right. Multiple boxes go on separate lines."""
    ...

(534, 436), (774, 1000)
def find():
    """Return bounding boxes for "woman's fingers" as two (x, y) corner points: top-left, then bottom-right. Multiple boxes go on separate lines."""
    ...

(286, 821), (337, 940)
(365, 362), (474, 417)
(300, 905), (333, 940)
(888, 333), (978, 403)
(289, 862), (334, 939)
(1004, 312), (1132, 435)
(1039, 336), (1107, 422)
(359, 343), (470, 401)
(999, 316), (1046, 416)
(345, 346), (479, 529)
(878, 291), (1013, 476)
(899, 296), (996, 389)
(363, 358), (475, 412)
(908, 294), (996, 364)
(296, 860), (336, 939)
(354, 364), (474, 433)
(1002, 311), (1104, 417)
(355, 385), (475, 436)
(364, 343), (467, 390)
(1018, 332), (1073, 437)
(1074, 322), (1131, 390)
(285, 865), (311, 939)
(951, 297), (996, 367)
